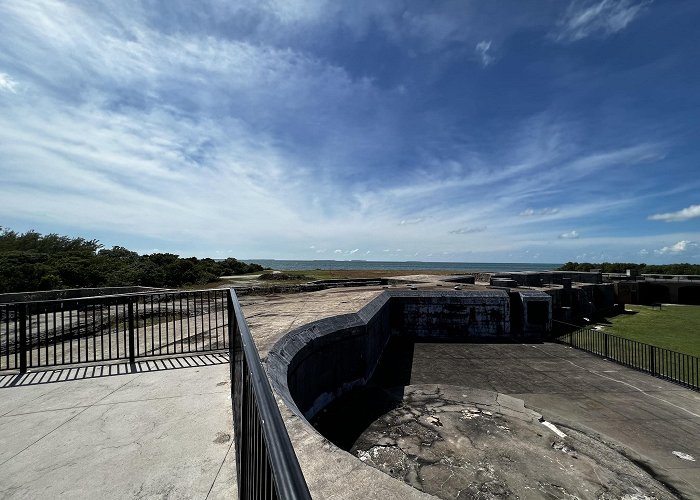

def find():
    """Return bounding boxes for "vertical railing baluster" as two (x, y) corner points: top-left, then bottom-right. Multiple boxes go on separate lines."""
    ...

(128, 299), (135, 364)
(208, 291), (212, 350)
(150, 295), (155, 357)
(179, 294), (184, 354)
(19, 304), (28, 374)
(158, 295), (163, 356)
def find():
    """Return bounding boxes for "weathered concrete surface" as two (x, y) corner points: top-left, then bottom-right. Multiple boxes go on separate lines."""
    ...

(352, 385), (677, 500)
(245, 286), (700, 498)
(407, 342), (700, 497)
(0, 354), (235, 499)
(240, 287), (385, 357)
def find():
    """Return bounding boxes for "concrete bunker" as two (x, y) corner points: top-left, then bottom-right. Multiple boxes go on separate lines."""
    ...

(267, 290), (528, 423)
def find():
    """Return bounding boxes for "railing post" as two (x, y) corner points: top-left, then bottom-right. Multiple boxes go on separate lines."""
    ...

(128, 299), (136, 364)
(650, 345), (656, 376)
(227, 290), (235, 388)
(19, 304), (28, 374)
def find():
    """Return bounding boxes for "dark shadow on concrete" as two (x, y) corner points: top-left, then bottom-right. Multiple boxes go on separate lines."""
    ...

(0, 352), (228, 388)
(311, 386), (405, 450)
(311, 337), (414, 449)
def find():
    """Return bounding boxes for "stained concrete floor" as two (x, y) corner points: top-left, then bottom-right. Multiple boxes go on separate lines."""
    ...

(405, 341), (700, 497)
(0, 354), (236, 499)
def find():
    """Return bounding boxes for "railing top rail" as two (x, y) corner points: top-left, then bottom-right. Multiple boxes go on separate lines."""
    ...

(0, 288), (227, 307)
(229, 288), (312, 500)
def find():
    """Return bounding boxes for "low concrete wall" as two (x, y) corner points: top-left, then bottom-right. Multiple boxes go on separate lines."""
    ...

(492, 271), (602, 286)
(268, 290), (534, 423)
(268, 293), (392, 420)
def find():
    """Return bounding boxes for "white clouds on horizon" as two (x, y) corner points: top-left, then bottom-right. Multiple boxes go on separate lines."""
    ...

(655, 240), (697, 255)
(553, 0), (651, 42)
(649, 204), (700, 222)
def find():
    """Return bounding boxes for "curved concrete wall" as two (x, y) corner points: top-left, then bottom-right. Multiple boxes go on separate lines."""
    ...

(267, 290), (517, 422)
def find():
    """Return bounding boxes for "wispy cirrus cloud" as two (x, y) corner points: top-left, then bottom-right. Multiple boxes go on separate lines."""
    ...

(0, 72), (18, 93)
(553, 0), (652, 42)
(0, 1), (697, 264)
(475, 41), (495, 67)
(449, 226), (487, 235)
(399, 217), (426, 225)
(520, 207), (560, 217)
(559, 230), (580, 239)
(649, 204), (700, 222)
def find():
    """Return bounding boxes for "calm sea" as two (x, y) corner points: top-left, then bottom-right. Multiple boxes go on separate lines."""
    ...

(245, 260), (561, 273)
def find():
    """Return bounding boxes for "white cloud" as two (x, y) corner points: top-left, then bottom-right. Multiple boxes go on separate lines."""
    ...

(0, 72), (18, 93)
(519, 207), (560, 217)
(475, 40), (494, 67)
(449, 226), (487, 235)
(349, 248), (359, 254)
(399, 217), (426, 225)
(649, 204), (700, 222)
(334, 249), (342, 254)
(559, 230), (580, 239)
(553, 0), (651, 42)
(655, 240), (696, 255)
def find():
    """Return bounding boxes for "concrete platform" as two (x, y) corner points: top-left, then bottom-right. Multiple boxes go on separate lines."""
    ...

(0, 354), (236, 499)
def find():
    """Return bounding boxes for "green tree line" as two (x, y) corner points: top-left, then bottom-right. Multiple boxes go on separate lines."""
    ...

(0, 228), (263, 293)
(558, 262), (700, 275)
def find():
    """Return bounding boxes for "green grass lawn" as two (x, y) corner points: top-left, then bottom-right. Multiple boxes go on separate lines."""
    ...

(598, 304), (700, 357)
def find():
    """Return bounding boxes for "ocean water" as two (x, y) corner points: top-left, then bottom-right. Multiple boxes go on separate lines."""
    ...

(245, 260), (561, 273)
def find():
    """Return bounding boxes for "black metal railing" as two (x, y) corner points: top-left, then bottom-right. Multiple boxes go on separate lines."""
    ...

(228, 288), (311, 500)
(1, 289), (228, 372)
(553, 321), (699, 391)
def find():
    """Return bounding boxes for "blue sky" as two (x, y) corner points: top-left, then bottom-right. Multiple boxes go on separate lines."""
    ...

(1, 0), (698, 263)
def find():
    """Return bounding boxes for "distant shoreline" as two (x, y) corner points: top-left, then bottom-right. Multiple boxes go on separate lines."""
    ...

(244, 259), (561, 273)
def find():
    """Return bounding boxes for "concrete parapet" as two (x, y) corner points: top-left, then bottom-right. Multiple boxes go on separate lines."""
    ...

(268, 290), (524, 422)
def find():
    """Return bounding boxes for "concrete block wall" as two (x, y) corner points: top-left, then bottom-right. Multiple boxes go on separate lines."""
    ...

(390, 291), (510, 339)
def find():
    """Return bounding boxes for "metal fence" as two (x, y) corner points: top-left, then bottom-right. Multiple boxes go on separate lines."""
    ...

(1, 289), (228, 372)
(228, 289), (311, 500)
(554, 322), (699, 391)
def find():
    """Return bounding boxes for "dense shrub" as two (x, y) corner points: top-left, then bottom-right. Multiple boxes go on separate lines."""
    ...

(0, 227), (263, 292)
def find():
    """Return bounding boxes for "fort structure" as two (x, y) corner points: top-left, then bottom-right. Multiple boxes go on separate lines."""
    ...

(1, 274), (699, 498)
